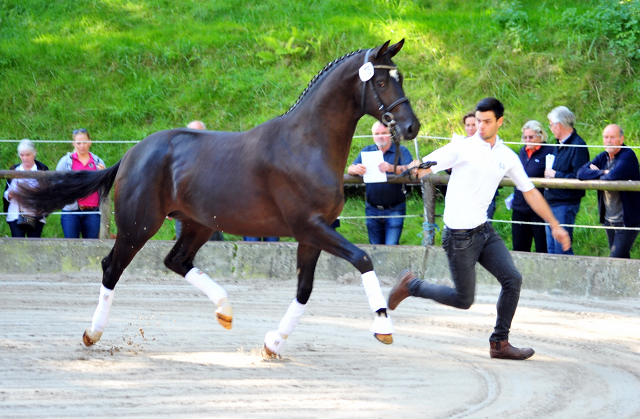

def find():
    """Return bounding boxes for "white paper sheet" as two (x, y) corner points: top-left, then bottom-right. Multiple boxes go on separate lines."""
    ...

(361, 150), (387, 183)
(545, 154), (555, 170)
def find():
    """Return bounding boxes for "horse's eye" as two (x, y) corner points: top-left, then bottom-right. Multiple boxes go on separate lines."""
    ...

(377, 80), (385, 88)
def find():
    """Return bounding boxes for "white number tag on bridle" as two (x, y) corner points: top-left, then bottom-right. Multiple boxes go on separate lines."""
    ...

(359, 62), (374, 82)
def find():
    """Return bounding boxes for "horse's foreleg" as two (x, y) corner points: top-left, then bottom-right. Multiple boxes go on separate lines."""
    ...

(297, 218), (394, 345)
(82, 285), (115, 346)
(264, 244), (320, 356)
(164, 220), (232, 329)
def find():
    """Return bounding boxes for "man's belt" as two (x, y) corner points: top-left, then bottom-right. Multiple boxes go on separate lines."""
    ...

(446, 222), (487, 235)
(367, 202), (401, 210)
(78, 205), (99, 211)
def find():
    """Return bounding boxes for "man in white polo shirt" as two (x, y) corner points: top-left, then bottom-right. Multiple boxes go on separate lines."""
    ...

(388, 97), (570, 360)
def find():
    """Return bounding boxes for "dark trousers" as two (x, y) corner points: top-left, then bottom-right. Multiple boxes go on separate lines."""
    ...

(604, 220), (639, 259)
(409, 223), (522, 342)
(364, 202), (406, 245)
(511, 210), (547, 253)
(8, 220), (44, 238)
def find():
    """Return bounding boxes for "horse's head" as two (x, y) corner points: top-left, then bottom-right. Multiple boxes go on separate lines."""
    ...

(359, 39), (420, 142)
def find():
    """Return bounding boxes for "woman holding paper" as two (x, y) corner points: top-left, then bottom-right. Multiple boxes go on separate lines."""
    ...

(511, 120), (555, 252)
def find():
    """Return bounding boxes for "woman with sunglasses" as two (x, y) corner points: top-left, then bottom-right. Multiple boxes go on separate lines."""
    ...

(56, 128), (106, 238)
(510, 120), (555, 252)
(3, 139), (49, 237)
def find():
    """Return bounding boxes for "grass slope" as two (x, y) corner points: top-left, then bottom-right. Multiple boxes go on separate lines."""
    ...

(1, 0), (639, 256)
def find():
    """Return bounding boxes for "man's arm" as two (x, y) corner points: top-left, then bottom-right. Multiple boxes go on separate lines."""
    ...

(522, 188), (571, 251)
(347, 164), (366, 176)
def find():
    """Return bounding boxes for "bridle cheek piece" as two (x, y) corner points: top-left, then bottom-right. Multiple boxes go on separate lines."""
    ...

(360, 49), (410, 171)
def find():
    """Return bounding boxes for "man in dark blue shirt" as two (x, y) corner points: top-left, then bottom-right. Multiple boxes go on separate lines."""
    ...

(578, 124), (640, 258)
(347, 121), (414, 245)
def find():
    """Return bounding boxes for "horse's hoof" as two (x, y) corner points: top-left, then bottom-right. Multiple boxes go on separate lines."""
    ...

(215, 298), (233, 330)
(216, 313), (233, 330)
(263, 343), (277, 358)
(264, 330), (286, 356)
(82, 328), (102, 347)
(374, 333), (393, 345)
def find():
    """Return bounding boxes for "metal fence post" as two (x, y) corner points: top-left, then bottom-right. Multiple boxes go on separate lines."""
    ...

(99, 195), (111, 239)
(421, 176), (436, 246)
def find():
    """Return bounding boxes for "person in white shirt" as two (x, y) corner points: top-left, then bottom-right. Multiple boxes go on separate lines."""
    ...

(388, 97), (570, 360)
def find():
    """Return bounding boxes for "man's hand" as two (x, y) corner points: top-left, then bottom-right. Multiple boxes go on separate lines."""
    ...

(544, 168), (556, 178)
(551, 224), (571, 251)
(379, 161), (395, 173)
(347, 163), (366, 176)
(589, 164), (600, 170)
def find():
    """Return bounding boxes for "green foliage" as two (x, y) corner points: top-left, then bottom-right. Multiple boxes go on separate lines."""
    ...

(2, 0), (640, 258)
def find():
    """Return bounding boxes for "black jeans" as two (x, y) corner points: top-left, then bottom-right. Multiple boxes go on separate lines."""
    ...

(604, 220), (640, 259)
(409, 223), (522, 342)
(511, 210), (547, 253)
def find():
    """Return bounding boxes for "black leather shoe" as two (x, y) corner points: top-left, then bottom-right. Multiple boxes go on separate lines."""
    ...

(490, 340), (535, 360)
(388, 269), (416, 310)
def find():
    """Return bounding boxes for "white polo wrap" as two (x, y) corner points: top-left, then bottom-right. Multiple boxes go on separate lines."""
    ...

(185, 267), (228, 305)
(361, 270), (387, 312)
(277, 298), (306, 337)
(91, 285), (115, 333)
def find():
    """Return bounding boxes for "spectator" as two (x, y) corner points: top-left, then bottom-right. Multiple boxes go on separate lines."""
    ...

(347, 120), (414, 245)
(243, 236), (279, 242)
(577, 124), (640, 258)
(544, 106), (590, 254)
(462, 111), (476, 138)
(174, 120), (224, 241)
(3, 139), (49, 237)
(57, 128), (105, 239)
(511, 121), (555, 253)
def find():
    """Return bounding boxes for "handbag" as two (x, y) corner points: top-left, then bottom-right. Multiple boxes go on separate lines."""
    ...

(17, 214), (37, 228)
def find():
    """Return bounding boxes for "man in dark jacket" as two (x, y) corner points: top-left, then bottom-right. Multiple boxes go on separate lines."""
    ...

(577, 124), (640, 258)
(544, 106), (590, 254)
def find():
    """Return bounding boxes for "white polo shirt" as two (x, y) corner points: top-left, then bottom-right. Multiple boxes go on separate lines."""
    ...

(423, 133), (535, 229)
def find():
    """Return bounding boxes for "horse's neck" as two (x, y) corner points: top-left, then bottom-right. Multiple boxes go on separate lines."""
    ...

(288, 61), (362, 171)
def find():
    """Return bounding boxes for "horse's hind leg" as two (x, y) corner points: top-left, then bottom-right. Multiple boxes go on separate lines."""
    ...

(83, 215), (165, 347)
(264, 243), (320, 356)
(163, 219), (232, 329)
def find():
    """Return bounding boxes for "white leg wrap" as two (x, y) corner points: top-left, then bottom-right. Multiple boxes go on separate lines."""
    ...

(91, 285), (115, 334)
(277, 298), (306, 338)
(185, 267), (228, 305)
(370, 314), (394, 334)
(361, 271), (387, 312)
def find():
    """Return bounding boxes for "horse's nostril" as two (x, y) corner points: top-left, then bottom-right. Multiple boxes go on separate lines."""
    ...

(406, 124), (414, 135)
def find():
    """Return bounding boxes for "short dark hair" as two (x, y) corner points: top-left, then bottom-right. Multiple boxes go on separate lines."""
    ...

(475, 97), (504, 120)
(462, 112), (475, 125)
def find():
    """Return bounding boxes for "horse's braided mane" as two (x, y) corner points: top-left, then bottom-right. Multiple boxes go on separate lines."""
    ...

(280, 49), (363, 117)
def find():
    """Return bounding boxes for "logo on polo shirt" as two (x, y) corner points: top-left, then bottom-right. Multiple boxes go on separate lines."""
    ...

(499, 163), (505, 170)
(89, 163), (94, 168)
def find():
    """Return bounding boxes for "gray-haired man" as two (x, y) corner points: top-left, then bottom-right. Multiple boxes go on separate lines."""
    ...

(544, 106), (589, 254)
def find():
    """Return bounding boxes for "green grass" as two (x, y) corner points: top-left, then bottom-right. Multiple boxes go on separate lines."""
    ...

(2, 0), (640, 256)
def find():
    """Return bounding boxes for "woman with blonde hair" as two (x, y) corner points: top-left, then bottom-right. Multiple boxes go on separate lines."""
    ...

(3, 139), (49, 237)
(56, 128), (105, 238)
(511, 120), (555, 252)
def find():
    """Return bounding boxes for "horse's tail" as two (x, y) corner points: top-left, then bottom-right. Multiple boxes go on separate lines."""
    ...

(16, 160), (122, 217)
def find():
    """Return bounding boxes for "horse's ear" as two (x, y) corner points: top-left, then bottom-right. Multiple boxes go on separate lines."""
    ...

(373, 40), (391, 58)
(387, 39), (405, 58)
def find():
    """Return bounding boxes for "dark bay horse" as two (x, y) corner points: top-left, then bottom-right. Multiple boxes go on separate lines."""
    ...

(16, 40), (420, 355)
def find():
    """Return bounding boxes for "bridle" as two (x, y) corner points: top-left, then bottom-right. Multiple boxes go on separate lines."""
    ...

(360, 49), (410, 173)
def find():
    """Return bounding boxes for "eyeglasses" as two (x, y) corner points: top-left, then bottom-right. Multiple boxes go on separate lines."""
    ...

(72, 128), (88, 134)
(522, 135), (538, 140)
(548, 123), (557, 130)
